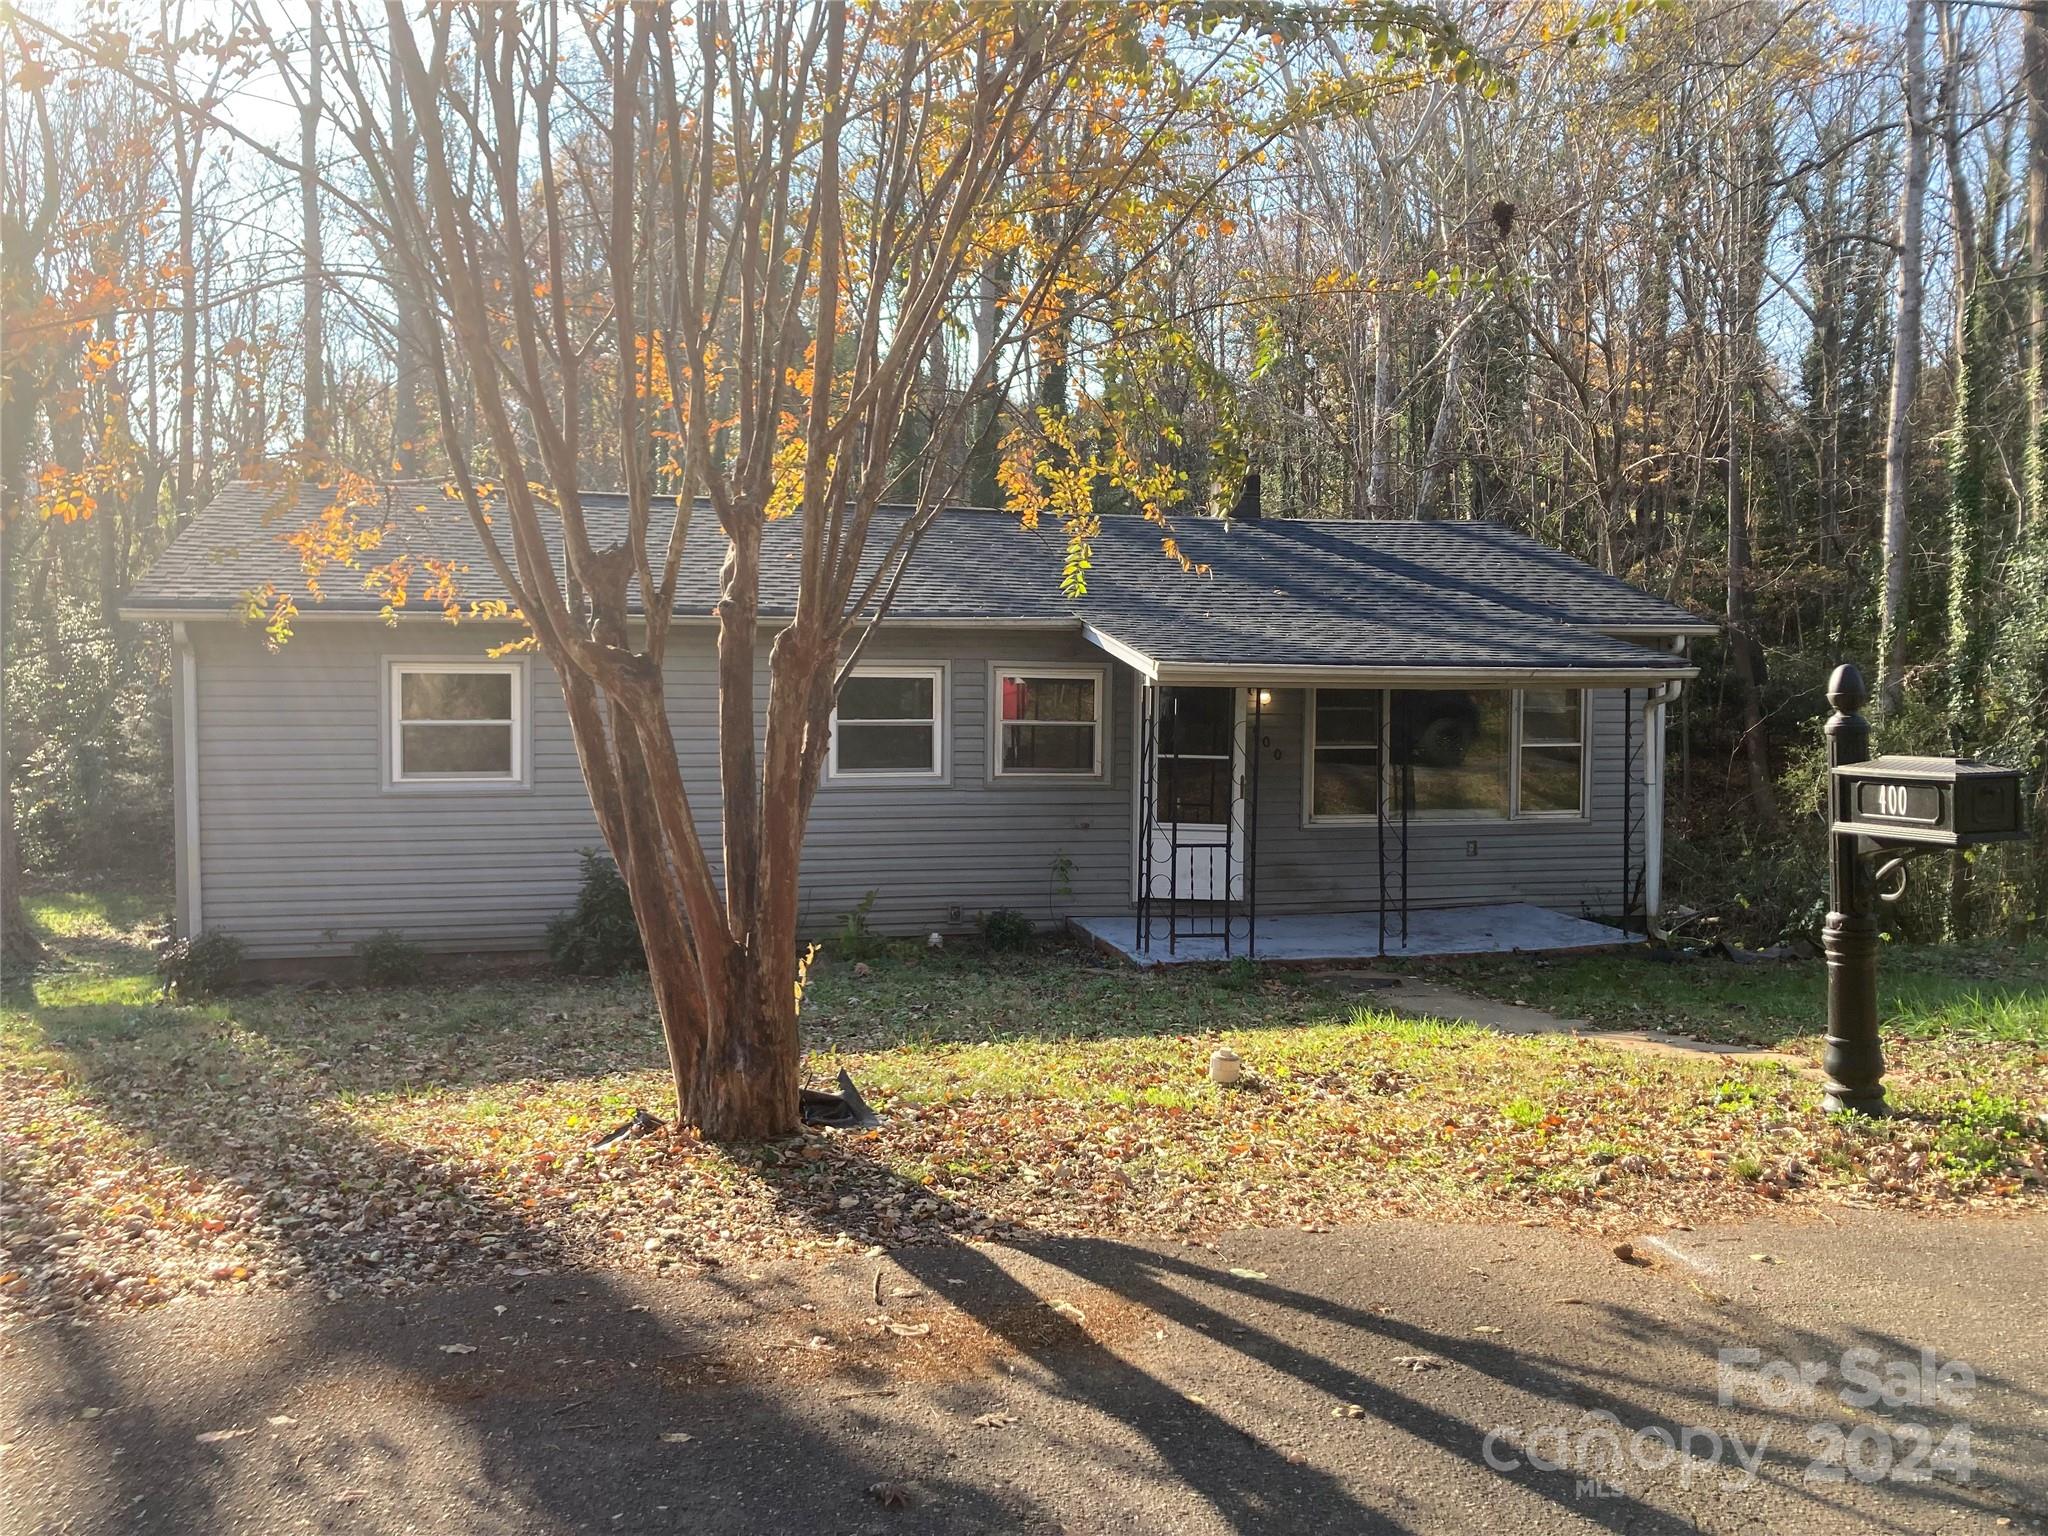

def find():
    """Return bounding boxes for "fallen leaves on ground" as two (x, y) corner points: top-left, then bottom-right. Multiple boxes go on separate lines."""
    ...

(3, 933), (2044, 1328)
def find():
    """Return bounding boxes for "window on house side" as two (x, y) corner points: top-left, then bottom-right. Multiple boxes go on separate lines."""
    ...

(1517, 688), (1586, 816)
(830, 666), (944, 778)
(995, 668), (1103, 777)
(391, 663), (522, 783)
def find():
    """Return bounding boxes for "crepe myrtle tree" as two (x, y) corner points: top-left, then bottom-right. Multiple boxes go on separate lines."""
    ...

(77, 0), (1477, 1139)
(334, 1), (1218, 1141)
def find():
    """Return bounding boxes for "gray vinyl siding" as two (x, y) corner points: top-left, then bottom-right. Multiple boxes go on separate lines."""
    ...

(1242, 687), (1642, 920)
(185, 621), (1133, 959)
(183, 622), (1652, 959)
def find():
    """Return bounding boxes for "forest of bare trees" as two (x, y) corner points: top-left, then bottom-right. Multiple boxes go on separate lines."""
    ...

(6, 0), (2047, 982)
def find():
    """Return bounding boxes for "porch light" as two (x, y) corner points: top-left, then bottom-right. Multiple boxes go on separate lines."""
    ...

(1251, 689), (1273, 706)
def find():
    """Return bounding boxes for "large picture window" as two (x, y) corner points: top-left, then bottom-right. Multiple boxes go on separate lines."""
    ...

(830, 665), (945, 779)
(1305, 686), (1589, 823)
(994, 666), (1104, 777)
(1393, 688), (1511, 818)
(1517, 688), (1586, 816)
(389, 662), (524, 785)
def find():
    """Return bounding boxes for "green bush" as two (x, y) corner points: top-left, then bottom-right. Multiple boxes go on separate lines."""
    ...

(158, 930), (244, 1000)
(833, 890), (887, 962)
(354, 929), (428, 986)
(546, 851), (645, 976)
(979, 907), (1034, 951)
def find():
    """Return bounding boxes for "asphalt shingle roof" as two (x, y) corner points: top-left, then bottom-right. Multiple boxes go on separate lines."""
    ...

(124, 480), (1707, 677)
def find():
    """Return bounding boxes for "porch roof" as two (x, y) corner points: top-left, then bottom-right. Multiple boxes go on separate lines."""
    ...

(1079, 615), (1693, 687)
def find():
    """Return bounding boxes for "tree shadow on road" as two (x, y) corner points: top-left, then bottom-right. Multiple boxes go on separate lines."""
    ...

(9, 1025), (2042, 1534)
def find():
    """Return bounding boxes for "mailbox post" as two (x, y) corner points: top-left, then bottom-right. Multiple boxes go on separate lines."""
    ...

(1820, 663), (2027, 1114)
(1821, 667), (1882, 1114)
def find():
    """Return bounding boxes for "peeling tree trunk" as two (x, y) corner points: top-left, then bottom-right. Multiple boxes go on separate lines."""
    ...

(1878, 0), (1932, 717)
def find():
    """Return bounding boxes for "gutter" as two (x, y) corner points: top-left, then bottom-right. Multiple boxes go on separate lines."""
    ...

(1083, 624), (1698, 689)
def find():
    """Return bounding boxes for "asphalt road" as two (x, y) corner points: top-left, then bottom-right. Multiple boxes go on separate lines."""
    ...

(4, 1211), (2045, 1535)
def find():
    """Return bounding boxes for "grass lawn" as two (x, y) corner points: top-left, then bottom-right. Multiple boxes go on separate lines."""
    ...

(1436, 941), (2048, 1084)
(3, 887), (2044, 1328)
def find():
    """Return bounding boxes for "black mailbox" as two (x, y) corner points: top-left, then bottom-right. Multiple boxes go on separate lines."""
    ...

(1830, 755), (2027, 848)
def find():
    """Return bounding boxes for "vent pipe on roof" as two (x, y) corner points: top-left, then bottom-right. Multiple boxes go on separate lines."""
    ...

(1227, 472), (1261, 521)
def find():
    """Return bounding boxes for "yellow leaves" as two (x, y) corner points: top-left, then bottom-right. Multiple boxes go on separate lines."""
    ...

(40, 490), (96, 524)
(1002, 407), (1191, 600)
(794, 942), (821, 1013)
(366, 555), (471, 625)
(765, 435), (809, 522)
(1158, 536), (1209, 579)
(284, 498), (390, 599)
(237, 583), (299, 649)
(35, 463), (110, 524)
(80, 335), (122, 381)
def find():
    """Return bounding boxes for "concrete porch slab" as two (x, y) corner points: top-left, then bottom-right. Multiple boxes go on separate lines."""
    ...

(1069, 903), (1632, 968)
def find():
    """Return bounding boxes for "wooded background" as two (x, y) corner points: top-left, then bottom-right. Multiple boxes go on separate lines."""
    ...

(5, 0), (2045, 951)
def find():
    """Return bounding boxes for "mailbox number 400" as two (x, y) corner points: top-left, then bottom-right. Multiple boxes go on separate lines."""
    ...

(1873, 784), (1915, 818)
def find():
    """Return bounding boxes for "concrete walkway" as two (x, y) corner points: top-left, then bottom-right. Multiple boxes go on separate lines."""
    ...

(1371, 977), (1818, 1074)
(6, 1211), (2042, 1534)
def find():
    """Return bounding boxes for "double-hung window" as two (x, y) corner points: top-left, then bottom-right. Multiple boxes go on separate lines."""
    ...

(829, 665), (945, 779)
(993, 666), (1105, 777)
(1516, 688), (1586, 816)
(1308, 688), (1382, 818)
(389, 661), (525, 786)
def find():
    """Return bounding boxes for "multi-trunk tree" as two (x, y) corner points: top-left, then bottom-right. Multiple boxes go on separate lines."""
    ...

(271, 2), (1469, 1138)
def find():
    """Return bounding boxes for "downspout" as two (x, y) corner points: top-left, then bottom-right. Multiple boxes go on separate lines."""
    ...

(172, 622), (203, 938)
(1640, 638), (1688, 936)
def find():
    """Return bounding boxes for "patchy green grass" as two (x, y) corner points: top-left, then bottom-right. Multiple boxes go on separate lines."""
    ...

(1434, 941), (2048, 1107)
(1436, 942), (2048, 1049)
(3, 905), (2044, 1328)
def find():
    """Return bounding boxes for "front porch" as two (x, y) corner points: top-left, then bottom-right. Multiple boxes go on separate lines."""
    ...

(1069, 902), (1633, 968)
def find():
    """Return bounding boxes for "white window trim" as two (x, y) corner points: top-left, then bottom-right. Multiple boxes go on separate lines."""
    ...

(988, 662), (1109, 781)
(1512, 688), (1591, 821)
(828, 662), (948, 783)
(1302, 688), (1384, 831)
(386, 658), (529, 791)
(1301, 686), (1592, 826)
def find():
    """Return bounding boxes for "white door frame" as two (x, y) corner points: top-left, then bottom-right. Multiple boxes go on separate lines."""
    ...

(1137, 684), (1246, 902)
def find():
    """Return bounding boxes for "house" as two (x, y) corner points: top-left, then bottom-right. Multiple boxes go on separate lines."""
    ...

(121, 480), (1710, 966)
